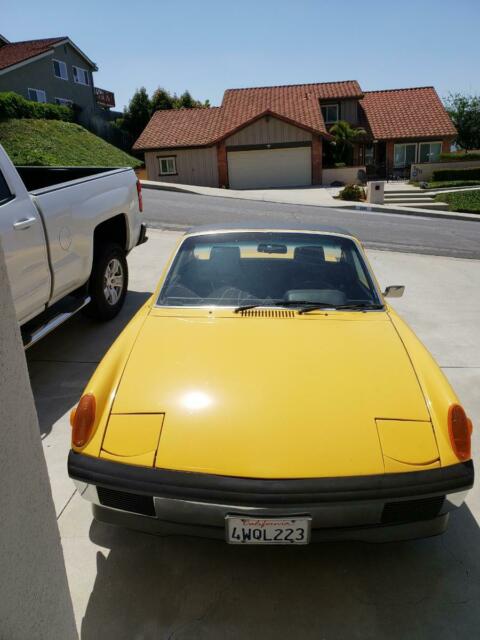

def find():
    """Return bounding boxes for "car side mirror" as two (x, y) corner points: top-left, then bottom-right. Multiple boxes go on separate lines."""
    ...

(383, 285), (405, 298)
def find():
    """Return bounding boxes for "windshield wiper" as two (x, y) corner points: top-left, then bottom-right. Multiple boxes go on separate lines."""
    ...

(234, 301), (334, 313)
(299, 302), (384, 314)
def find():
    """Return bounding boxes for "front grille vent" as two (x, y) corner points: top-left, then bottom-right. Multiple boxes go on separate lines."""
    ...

(97, 486), (156, 517)
(381, 496), (445, 524)
(239, 309), (295, 318)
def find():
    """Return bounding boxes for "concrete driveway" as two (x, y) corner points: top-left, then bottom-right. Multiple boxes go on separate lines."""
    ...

(27, 230), (480, 639)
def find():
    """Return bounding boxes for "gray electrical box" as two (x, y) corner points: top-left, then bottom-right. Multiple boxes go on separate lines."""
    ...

(366, 181), (385, 204)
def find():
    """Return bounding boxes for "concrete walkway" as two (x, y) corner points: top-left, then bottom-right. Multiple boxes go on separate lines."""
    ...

(27, 230), (480, 638)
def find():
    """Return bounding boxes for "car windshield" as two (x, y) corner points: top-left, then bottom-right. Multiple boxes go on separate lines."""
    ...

(157, 231), (382, 309)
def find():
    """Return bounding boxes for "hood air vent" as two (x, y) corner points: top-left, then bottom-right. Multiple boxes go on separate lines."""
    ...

(238, 309), (295, 318)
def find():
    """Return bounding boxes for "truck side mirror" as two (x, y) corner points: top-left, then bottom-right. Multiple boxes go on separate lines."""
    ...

(383, 285), (405, 298)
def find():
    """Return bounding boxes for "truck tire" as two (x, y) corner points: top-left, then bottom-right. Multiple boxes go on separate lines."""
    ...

(84, 243), (128, 321)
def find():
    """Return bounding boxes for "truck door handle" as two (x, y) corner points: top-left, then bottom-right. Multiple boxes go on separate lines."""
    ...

(13, 217), (37, 230)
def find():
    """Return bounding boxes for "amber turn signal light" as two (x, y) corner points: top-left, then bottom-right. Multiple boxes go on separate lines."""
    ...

(448, 404), (472, 461)
(71, 394), (96, 447)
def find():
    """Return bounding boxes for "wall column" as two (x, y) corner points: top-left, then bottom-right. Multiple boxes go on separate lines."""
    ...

(311, 136), (323, 185)
(0, 239), (77, 639)
(217, 141), (229, 188)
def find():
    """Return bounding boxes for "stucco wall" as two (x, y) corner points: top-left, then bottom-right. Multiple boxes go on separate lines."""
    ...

(225, 116), (312, 147)
(411, 159), (480, 181)
(0, 238), (77, 639)
(144, 147), (219, 186)
(0, 41), (96, 112)
(322, 166), (365, 185)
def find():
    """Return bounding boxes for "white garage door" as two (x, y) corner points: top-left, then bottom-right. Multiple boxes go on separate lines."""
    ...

(227, 146), (312, 189)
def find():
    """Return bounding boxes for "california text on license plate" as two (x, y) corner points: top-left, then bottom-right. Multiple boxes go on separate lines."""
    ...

(226, 516), (311, 545)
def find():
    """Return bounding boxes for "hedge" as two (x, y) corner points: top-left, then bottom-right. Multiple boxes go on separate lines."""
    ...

(0, 91), (73, 122)
(440, 151), (480, 162)
(432, 167), (480, 182)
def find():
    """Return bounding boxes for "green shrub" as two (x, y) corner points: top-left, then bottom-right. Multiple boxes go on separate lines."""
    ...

(0, 92), (73, 122)
(440, 151), (480, 162)
(338, 184), (365, 201)
(432, 167), (480, 182)
(334, 162), (346, 168)
(435, 189), (480, 213)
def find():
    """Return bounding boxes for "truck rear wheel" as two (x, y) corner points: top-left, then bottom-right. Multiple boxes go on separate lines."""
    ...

(84, 243), (128, 321)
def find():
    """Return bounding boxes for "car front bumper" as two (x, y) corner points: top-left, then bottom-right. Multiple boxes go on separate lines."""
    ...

(68, 452), (474, 543)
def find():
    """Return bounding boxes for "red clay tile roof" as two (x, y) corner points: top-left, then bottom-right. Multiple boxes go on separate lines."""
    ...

(134, 82), (456, 150)
(0, 37), (66, 71)
(134, 81), (362, 150)
(360, 87), (456, 140)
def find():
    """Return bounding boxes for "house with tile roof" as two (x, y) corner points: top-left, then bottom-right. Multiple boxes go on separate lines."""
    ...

(134, 81), (457, 189)
(0, 34), (115, 116)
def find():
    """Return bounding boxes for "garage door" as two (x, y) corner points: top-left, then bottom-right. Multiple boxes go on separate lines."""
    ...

(227, 146), (312, 189)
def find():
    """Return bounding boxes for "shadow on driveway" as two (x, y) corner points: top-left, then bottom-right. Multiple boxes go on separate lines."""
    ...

(80, 504), (480, 639)
(27, 291), (151, 437)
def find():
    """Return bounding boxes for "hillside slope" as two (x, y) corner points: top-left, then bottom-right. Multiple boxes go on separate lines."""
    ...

(0, 119), (141, 167)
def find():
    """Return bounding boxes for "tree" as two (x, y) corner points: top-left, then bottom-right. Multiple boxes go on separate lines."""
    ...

(328, 120), (366, 164)
(118, 87), (151, 141)
(151, 87), (175, 111)
(445, 93), (480, 150)
(177, 90), (195, 109)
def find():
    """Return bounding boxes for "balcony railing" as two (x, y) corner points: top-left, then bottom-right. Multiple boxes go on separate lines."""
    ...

(94, 87), (115, 108)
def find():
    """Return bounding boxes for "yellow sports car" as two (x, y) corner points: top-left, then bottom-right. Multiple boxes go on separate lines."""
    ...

(69, 225), (474, 543)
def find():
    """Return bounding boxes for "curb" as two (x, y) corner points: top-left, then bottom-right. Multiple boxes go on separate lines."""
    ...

(347, 203), (480, 223)
(141, 181), (198, 195)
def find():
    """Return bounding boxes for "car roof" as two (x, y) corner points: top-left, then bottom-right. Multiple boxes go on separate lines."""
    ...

(186, 221), (354, 238)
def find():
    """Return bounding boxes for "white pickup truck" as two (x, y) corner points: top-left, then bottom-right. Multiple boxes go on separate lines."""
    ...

(0, 144), (147, 346)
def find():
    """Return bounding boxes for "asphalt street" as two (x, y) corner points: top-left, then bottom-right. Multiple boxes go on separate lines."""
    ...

(143, 188), (480, 259)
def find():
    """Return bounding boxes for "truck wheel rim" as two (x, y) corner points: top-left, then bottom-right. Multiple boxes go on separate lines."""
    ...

(103, 258), (124, 305)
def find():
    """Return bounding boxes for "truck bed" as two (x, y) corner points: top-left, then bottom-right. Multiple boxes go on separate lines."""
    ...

(15, 166), (129, 192)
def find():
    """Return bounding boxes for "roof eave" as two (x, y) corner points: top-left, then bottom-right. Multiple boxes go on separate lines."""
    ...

(0, 36), (98, 75)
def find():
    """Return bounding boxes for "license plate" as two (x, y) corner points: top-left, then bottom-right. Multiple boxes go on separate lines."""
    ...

(226, 516), (311, 545)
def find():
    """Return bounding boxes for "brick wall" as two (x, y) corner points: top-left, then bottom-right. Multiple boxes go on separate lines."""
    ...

(312, 136), (322, 185)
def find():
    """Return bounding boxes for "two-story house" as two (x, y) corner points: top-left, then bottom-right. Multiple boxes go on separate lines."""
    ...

(134, 80), (456, 188)
(0, 34), (115, 117)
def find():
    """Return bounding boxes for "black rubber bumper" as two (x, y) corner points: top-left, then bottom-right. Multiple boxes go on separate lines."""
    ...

(68, 451), (474, 506)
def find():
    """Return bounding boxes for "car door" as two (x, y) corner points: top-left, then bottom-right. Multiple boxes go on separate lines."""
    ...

(0, 168), (51, 324)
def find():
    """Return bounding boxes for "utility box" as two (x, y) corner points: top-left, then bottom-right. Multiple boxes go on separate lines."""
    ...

(366, 181), (385, 204)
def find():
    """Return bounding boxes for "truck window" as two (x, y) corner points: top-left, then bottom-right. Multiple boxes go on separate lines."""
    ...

(0, 170), (12, 206)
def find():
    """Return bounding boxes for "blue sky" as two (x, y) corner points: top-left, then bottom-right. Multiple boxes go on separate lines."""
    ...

(3, 0), (479, 111)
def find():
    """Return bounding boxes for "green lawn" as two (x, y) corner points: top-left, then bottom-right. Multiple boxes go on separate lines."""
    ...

(435, 189), (480, 213)
(0, 119), (142, 167)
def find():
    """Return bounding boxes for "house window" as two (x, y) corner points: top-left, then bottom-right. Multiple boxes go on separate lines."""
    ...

(419, 142), (442, 163)
(321, 104), (339, 124)
(53, 59), (68, 80)
(27, 88), (47, 103)
(158, 156), (177, 176)
(72, 66), (90, 85)
(393, 143), (417, 167)
(55, 97), (73, 107)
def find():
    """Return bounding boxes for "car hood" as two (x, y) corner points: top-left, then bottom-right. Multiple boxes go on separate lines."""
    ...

(109, 312), (432, 478)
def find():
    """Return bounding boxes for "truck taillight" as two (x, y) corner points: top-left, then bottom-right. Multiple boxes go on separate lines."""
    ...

(136, 179), (143, 212)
